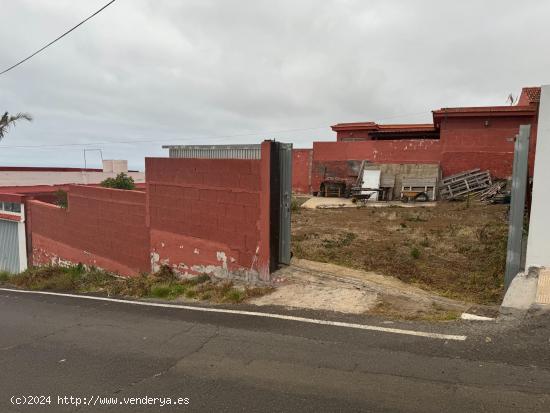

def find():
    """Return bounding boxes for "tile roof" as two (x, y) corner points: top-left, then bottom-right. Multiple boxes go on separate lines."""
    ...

(331, 122), (435, 132)
(432, 105), (536, 117)
(518, 87), (541, 105)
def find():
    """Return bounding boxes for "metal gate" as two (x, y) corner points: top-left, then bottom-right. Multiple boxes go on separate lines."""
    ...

(269, 142), (292, 270)
(0, 220), (20, 274)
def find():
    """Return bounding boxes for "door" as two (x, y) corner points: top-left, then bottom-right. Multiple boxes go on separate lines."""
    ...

(361, 169), (381, 201)
(0, 220), (20, 274)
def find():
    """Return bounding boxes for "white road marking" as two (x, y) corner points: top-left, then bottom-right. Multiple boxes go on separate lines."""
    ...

(0, 288), (467, 341)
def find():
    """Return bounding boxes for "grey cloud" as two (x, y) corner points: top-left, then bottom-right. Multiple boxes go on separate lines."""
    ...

(0, 0), (548, 169)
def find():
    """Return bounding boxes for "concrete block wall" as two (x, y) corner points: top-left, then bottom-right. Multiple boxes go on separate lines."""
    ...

(146, 143), (271, 281)
(29, 185), (150, 276)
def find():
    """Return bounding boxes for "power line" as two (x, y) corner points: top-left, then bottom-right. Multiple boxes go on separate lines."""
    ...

(0, 126), (328, 150)
(0, 110), (432, 151)
(0, 0), (117, 76)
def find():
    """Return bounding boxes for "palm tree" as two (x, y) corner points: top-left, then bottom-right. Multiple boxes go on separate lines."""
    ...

(0, 112), (33, 141)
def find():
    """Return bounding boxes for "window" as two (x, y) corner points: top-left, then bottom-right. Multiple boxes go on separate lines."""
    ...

(0, 202), (22, 213)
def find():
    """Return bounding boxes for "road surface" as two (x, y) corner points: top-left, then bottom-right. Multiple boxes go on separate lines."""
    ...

(1, 289), (549, 412)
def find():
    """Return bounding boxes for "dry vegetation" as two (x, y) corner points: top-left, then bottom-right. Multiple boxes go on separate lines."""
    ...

(292, 201), (509, 304)
(0, 264), (273, 304)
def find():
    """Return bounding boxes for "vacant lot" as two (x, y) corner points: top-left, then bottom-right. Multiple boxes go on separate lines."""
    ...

(292, 201), (509, 304)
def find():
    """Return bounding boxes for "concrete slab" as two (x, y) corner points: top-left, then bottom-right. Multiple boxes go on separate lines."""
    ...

(301, 197), (437, 209)
(301, 197), (355, 209)
(536, 267), (550, 305)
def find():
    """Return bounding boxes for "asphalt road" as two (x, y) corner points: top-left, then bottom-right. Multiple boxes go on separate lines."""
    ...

(1, 290), (549, 413)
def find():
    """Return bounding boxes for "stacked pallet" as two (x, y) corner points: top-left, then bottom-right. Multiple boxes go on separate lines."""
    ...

(438, 169), (492, 200)
(478, 181), (506, 202)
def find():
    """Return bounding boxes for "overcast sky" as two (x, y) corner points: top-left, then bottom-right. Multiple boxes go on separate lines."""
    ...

(1, 0), (548, 170)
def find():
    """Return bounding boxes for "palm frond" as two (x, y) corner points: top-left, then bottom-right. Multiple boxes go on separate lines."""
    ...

(0, 111), (33, 140)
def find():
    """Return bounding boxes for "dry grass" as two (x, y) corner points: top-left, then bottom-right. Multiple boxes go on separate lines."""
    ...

(1, 265), (274, 304)
(292, 201), (509, 304)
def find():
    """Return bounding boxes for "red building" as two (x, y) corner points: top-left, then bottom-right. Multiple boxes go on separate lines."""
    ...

(293, 86), (541, 194)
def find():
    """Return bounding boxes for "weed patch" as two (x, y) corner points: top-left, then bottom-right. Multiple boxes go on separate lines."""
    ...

(0, 271), (11, 282)
(0, 264), (274, 304)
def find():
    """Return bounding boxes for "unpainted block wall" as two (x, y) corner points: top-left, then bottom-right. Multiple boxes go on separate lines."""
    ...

(310, 140), (442, 193)
(146, 152), (270, 281)
(30, 185), (150, 275)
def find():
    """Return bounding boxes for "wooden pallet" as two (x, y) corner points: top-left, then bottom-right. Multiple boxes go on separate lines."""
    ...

(438, 169), (492, 200)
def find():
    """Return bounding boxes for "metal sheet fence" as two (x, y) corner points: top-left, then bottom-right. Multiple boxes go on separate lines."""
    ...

(163, 145), (262, 160)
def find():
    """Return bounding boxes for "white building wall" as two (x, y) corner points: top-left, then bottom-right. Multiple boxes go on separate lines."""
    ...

(0, 171), (145, 187)
(526, 84), (550, 268)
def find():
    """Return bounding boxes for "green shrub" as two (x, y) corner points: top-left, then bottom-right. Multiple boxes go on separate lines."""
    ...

(410, 247), (421, 259)
(100, 173), (135, 190)
(55, 190), (68, 209)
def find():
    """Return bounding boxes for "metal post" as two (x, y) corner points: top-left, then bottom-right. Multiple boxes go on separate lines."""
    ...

(504, 124), (531, 291)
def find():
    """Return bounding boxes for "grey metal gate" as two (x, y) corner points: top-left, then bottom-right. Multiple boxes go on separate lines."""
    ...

(269, 142), (292, 270)
(277, 143), (292, 265)
(0, 220), (20, 274)
(504, 124), (531, 290)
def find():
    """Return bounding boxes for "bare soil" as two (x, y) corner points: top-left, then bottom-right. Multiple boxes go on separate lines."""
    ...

(253, 258), (470, 320)
(292, 201), (509, 305)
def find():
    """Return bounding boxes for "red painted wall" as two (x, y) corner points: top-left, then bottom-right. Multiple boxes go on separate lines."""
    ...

(146, 144), (271, 280)
(292, 149), (312, 194)
(313, 140), (442, 162)
(438, 116), (536, 178)
(30, 185), (150, 276)
(336, 130), (372, 141)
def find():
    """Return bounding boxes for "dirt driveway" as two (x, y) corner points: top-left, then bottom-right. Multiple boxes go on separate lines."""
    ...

(250, 258), (474, 320)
